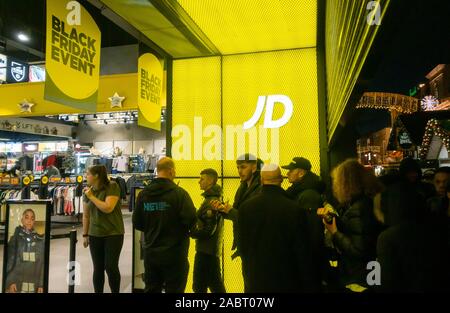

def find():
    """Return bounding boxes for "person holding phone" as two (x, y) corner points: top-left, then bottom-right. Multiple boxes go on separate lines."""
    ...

(82, 165), (124, 293)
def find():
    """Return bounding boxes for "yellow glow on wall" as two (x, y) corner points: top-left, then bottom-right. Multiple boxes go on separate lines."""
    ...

(326, 0), (391, 142)
(177, 0), (317, 55)
(222, 49), (320, 176)
(0, 73), (140, 117)
(173, 48), (320, 293)
(172, 57), (222, 177)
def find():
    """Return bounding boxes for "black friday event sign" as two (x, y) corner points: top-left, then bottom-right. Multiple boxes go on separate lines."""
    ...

(45, 0), (101, 111)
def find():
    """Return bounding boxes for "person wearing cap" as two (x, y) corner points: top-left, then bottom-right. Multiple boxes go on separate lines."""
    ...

(211, 153), (263, 260)
(282, 157), (325, 290)
(237, 164), (315, 292)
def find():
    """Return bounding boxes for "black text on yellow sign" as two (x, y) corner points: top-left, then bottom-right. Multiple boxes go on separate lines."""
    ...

(140, 69), (162, 105)
(45, 0), (101, 111)
(51, 16), (97, 76)
(137, 53), (163, 131)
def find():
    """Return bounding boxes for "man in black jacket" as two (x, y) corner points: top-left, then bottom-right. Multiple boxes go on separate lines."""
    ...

(282, 157), (325, 290)
(211, 153), (262, 259)
(238, 164), (315, 292)
(190, 168), (225, 293)
(133, 157), (196, 293)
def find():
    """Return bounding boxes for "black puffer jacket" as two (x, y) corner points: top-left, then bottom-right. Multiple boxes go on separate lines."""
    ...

(225, 171), (262, 259)
(286, 171), (325, 288)
(190, 184), (224, 257)
(333, 195), (380, 288)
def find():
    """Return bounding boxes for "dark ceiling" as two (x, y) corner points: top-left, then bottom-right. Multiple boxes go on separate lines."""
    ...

(0, 0), (137, 62)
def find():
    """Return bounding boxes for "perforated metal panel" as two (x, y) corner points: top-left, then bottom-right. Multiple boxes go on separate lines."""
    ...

(326, 0), (391, 141)
(177, 0), (317, 55)
(222, 49), (320, 176)
(172, 49), (320, 293)
(172, 57), (222, 177)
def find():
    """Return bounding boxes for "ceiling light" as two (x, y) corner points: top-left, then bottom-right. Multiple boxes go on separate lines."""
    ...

(17, 33), (30, 42)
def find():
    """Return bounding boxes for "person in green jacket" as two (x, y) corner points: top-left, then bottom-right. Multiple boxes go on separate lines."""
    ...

(82, 165), (125, 293)
(190, 168), (225, 293)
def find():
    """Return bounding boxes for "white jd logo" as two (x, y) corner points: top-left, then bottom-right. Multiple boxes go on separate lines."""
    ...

(66, 1), (81, 26)
(243, 95), (293, 130)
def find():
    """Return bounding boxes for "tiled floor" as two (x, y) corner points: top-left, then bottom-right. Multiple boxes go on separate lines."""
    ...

(0, 211), (133, 293)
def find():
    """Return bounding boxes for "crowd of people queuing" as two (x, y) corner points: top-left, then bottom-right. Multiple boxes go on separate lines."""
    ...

(83, 154), (450, 293)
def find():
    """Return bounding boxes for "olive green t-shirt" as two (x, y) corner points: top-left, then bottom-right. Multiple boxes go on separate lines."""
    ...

(84, 181), (125, 237)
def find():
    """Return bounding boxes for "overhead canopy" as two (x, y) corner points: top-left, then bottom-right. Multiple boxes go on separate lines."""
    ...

(99, 0), (317, 58)
(175, 0), (317, 55)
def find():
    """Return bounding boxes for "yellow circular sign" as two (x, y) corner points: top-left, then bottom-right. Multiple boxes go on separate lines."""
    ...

(23, 177), (31, 185)
(45, 0), (101, 100)
(42, 176), (49, 185)
(29, 175), (34, 182)
(138, 53), (164, 123)
(77, 176), (83, 183)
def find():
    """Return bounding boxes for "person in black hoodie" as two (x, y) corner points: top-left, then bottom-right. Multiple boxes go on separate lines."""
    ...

(133, 157), (196, 293)
(282, 157), (325, 290)
(211, 153), (262, 260)
(190, 169), (225, 293)
(238, 164), (315, 292)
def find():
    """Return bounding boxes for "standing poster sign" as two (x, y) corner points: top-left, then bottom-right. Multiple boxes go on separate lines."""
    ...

(2, 200), (51, 293)
(45, 0), (101, 111)
(138, 53), (163, 131)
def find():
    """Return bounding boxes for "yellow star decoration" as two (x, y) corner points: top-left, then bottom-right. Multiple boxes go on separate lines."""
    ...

(18, 99), (34, 113)
(109, 93), (125, 108)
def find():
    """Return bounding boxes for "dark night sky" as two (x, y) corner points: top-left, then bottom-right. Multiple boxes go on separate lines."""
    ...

(366, 0), (450, 94)
(354, 0), (450, 136)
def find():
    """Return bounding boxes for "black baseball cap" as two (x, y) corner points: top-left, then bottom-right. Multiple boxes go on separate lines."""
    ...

(281, 157), (312, 171)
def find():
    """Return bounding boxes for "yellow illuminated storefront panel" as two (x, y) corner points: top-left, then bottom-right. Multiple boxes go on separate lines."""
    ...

(222, 49), (320, 176)
(177, 0), (317, 55)
(172, 57), (222, 177)
(172, 48), (320, 293)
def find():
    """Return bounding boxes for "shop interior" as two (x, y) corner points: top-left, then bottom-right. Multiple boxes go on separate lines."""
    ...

(0, 0), (171, 292)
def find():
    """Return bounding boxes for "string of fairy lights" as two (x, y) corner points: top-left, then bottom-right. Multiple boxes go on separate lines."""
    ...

(419, 119), (450, 159)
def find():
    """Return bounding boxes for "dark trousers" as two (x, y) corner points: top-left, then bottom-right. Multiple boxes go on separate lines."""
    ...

(193, 252), (226, 293)
(144, 252), (189, 293)
(89, 235), (124, 293)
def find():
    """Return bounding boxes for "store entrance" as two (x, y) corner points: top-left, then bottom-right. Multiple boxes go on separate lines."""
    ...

(0, 110), (167, 292)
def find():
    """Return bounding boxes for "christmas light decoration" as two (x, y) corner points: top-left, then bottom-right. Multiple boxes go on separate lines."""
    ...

(419, 119), (450, 159)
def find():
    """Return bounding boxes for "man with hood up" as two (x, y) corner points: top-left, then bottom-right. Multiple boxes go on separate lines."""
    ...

(133, 157), (196, 293)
